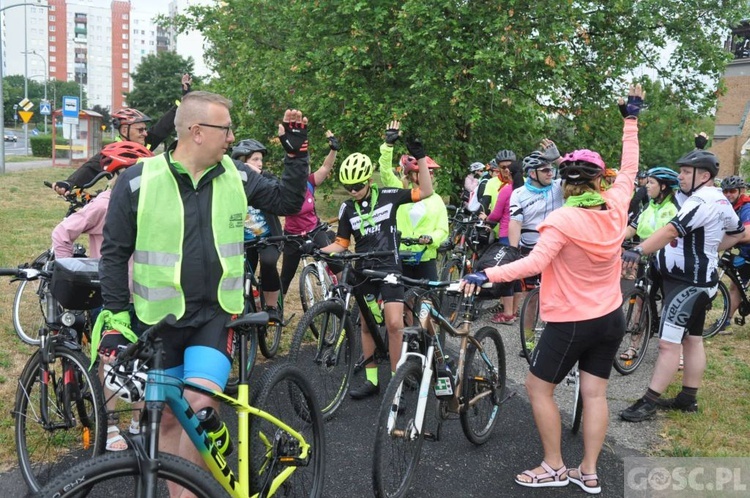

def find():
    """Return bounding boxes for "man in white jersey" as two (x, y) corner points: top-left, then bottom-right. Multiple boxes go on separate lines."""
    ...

(620, 150), (745, 422)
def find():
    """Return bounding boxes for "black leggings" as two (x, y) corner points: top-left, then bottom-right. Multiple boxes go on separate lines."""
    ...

(280, 229), (334, 294)
(247, 244), (281, 293)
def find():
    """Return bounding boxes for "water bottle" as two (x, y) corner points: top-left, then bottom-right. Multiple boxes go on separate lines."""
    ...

(365, 294), (383, 325)
(253, 289), (262, 311)
(196, 407), (233, 456)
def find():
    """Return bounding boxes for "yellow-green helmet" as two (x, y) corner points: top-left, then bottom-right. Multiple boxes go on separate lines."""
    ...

(339, 153), (373, 185)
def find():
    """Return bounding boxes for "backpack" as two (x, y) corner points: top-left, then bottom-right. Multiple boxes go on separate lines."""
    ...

(466, 178), (488, 212)
(474, 242), (522, 298)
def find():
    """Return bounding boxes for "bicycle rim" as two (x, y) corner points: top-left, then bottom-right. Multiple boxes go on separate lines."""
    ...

(372, 360), (425, 498)
(460, 327), (506, 445)
(259, 295), (283, 358)
(37, 451), (231, 497)
(288, 300), (354, 420)
(15, 347), (107, 493)
(703, 281), (730, 338)
(614, 288), (651, 375)
(299, 264), (325, 313)
(13, 278), (49, 346)
(250, 363), (325, 497)
(519, 288), (543, 365)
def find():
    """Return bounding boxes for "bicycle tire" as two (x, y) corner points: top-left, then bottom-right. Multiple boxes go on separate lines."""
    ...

(36, 450), (231, 497)
(13, 279), (49, 347)
(519, 287), (543, 364)
(372, 360), (425, 498)
(614, 288), (652, 375)
(258, 293), (283, 358)
(288, 300), (355, 420)
(250, 363), (325, 497)
(224, 327), (260, 396)
(15, 346), (107, 493)
(571, 368), (583, 435)
(299, 264), (325, 313)
(703, 280), (730, 338)
(439, 258), (464, 327)
(460, 326), (506, 445)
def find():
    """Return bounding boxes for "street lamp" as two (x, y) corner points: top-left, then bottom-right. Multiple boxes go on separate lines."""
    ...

(23, 51), (48, 134)
(0, 1), (51, 174)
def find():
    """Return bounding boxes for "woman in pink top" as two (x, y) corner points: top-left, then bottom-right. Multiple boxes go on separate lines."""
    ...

(461, 85), (643, 495)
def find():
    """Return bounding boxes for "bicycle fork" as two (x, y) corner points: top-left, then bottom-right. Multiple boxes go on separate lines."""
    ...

(388, 330), (434, 441)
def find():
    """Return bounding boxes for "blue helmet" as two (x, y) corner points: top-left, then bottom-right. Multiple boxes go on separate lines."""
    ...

(647, 166), (679, 190)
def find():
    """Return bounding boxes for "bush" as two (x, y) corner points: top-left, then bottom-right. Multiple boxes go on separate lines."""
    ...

(29, 135), (66, 158)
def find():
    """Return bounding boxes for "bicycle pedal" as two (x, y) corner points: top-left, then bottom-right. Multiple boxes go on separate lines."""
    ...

(423, 431), (439, 442)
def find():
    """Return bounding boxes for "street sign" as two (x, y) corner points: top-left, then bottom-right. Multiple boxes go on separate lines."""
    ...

(18, 111), (34, 124)
(62, 96), (80, 125)
(40, 100), (51, 116)
(18, 98), (33, 112)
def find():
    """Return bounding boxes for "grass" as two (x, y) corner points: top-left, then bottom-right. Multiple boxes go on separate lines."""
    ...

(3, 156), (51, 163)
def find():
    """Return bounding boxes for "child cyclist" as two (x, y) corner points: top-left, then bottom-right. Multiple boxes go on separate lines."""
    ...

(318, 133), (434, 399)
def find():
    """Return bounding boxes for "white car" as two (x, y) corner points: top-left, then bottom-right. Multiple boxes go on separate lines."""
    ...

(4, 132), (18, 142)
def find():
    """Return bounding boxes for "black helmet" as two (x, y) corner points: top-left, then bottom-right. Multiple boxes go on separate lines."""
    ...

(675, 150), (719, 178)
(721, 175), (746, 190)
(637, 171), (648, 179)
(231, 139), (267, 160)
(522, 151), (552, 172)
(495, 150), (516, 163)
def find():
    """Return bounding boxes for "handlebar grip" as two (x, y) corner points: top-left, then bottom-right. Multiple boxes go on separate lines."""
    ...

(44, 181), (53, 188)
(0, 268), (20, 277)
(123, 313), (176, 357)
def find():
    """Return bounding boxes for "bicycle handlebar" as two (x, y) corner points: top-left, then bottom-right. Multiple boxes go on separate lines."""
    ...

(317, 250), (395, 262)
(119, 313), (177, 361)
(0, 267), (46, 280)
(361, 268), (493, 292)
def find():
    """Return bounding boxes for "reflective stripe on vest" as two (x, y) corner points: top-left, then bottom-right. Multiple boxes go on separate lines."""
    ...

(133, 154), (246, 324)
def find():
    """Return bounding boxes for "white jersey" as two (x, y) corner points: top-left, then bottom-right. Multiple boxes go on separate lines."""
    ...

(509, 179), (564, 249)
(655, 186), (744, 286)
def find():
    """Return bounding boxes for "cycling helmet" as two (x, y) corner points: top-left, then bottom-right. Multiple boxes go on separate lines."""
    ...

(559, 149), (606, 185)
(488, 158), (499, 170)
(103, 360), (148, 403)
(400, 154), (419, 173)
(495, 150), (516, 163)
(675, 149), (719, 177)
(637, 171), (648, 179)
(647, 166), (680, 189)
(721, 175), (746, 190)
(469, 162), (485, 173)
(111, 108), (151, 128)
(100, 141), (154, 173)
(339, 152), (373, 184)
(231, 139), (267, 160)
(522, 151), (551, 172)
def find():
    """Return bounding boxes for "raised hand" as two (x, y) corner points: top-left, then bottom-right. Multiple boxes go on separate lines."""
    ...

(278, 109), (309, 156)
(326, 130), (341, 151)
(618, 84), (645, 119)
(385, 120), (401, 145)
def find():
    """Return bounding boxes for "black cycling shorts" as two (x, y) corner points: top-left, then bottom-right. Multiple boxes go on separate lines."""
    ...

(659, 276), (712, 344)
(351, 269), (405, 303)
(529, 307), (625, 384)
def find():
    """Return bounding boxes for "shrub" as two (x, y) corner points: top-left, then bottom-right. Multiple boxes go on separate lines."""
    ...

(29, 135), (66, 158)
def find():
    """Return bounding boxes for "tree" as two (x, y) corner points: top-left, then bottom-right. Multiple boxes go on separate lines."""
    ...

(2, 76), (84, 130)
(168, 0), (745, 199)
(91, 105), (112, 132)
(124, 51), (202, 120)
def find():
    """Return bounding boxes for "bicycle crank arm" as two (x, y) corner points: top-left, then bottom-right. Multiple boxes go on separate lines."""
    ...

(499, 390), (518, 405)
(281, 313), (297, 327)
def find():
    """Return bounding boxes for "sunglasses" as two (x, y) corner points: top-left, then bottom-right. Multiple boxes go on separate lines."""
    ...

(723, 188), (739, 194)
(536, 167), (555, 174)
(345, 181), (368, 193)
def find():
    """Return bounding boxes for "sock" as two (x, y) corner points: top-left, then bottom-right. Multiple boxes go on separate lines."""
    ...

(644, 388), (661, 403)
(678, 386), (698, 402)
(366, 367), (378, 386)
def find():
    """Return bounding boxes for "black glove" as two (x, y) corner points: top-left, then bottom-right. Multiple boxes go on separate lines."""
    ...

(300, 240), (316, 255)
(405, 137), (426, 160)
(385, 127), (401, 145)
(327, 134), (341, 151)
(621, 249), (642, 265)
(694, 134), (708, 150)
(419, 235), (433, 245)
(619, 94), (644, 119)
(98, 330), (130, 360)
(279, 120), (309, 156)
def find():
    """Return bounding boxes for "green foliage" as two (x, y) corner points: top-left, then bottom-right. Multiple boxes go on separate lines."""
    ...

(91, 105), (112, 131)
(124, 51), (203, 119)
(2, 77), (85, 128)
(29, 135), (66, 158)
(166, 0), (744, 200)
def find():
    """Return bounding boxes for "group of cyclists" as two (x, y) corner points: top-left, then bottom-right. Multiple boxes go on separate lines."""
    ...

(40, 77), (750, 497)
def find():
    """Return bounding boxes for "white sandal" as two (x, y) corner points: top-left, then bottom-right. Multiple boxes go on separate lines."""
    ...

(106, 425), (128, 452)
(128, 417), (140, 435)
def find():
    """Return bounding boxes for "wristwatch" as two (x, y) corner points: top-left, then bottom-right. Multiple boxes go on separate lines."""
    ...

(633, 246), (644, 256)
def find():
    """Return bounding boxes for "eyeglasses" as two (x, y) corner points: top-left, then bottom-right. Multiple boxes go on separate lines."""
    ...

(345, 182), (368, 193)
(723, 188), (739, 194)
(536, 167), (555, 174)
(499, 165), (510, 170)
(193, 123), (234, 137)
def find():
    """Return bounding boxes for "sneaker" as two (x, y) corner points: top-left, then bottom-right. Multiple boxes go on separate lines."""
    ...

(654, 396), (698, 413)
(264, 306), (280, 324)
(620, 397), (658, 422)
(718, 322), (733, 335)
(349, 380), (380, 400)
(490, 312), (516, 324)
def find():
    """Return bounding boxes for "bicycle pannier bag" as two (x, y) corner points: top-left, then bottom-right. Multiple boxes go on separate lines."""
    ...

(51, 258), (102, 310)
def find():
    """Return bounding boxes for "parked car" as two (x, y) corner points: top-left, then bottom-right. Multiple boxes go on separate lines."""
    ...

(4, 132), (18, 142)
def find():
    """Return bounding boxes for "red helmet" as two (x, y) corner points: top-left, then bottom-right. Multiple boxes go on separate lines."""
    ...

(111, 108), (151, 128)
(100, 141), (154, 173)
(400, 154), (440, 174)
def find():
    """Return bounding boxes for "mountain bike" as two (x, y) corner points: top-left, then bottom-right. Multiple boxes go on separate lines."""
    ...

(1, 263), (107, 494)
(287, 250), (400, 420)
(370, 271), (507, 498)
(297, 222), (339, 313)
(702, 250), (747, 338)
(38, 312), (325, 497)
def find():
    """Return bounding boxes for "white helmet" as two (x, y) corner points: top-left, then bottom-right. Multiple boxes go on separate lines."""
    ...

(104, 360), (148, 404)
(469, 162), (485, 173)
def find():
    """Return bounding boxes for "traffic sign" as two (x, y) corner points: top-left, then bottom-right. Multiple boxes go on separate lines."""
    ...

(40, 100), (51, 116)
(18, 111), (34, 124)
(18, 98), (33, 111)
(62, 96), (80, 125)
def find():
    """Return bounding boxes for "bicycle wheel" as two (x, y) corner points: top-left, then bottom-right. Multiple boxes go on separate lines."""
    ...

(250, 363), (325, 497)
(13, 280), (49, 346)
(571, 367), (583, 435)
(519, 287), (543, 364)
(372, 360), (425, 498)
(258, 293), (283, 358)
(439, 258), (464, 326)
(288, 300), (355, 420)
(299, 264), (325, 313)
(37, 450), (230, 497)
(15, 346), (107, 493)
(224, 328), (260, 396)
(460, 326), (506, 445)
(614, 288), (652, 375)
(703, 281), (730, 338)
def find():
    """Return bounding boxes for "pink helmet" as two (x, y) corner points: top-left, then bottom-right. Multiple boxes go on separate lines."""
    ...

(401, 155), (440, 174)
(559, 149), (606, 185)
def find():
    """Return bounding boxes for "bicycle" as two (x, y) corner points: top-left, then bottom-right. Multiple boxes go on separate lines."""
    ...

(702, 249), (747, 338)
(287, 250), (401, 420)
(369, 271), (507, 498)
(1, 263), (107, 494)
(297, 221), (339, 313)
(517, 286), (582, 434)
(38, 311), (326, 497)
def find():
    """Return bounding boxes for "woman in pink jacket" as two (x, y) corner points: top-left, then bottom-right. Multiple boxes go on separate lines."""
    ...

(461, 85), (643, 495)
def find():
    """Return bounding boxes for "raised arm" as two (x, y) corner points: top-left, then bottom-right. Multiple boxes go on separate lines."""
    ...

(379, 121), (403, 188)
(311, 130), (340, 186)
